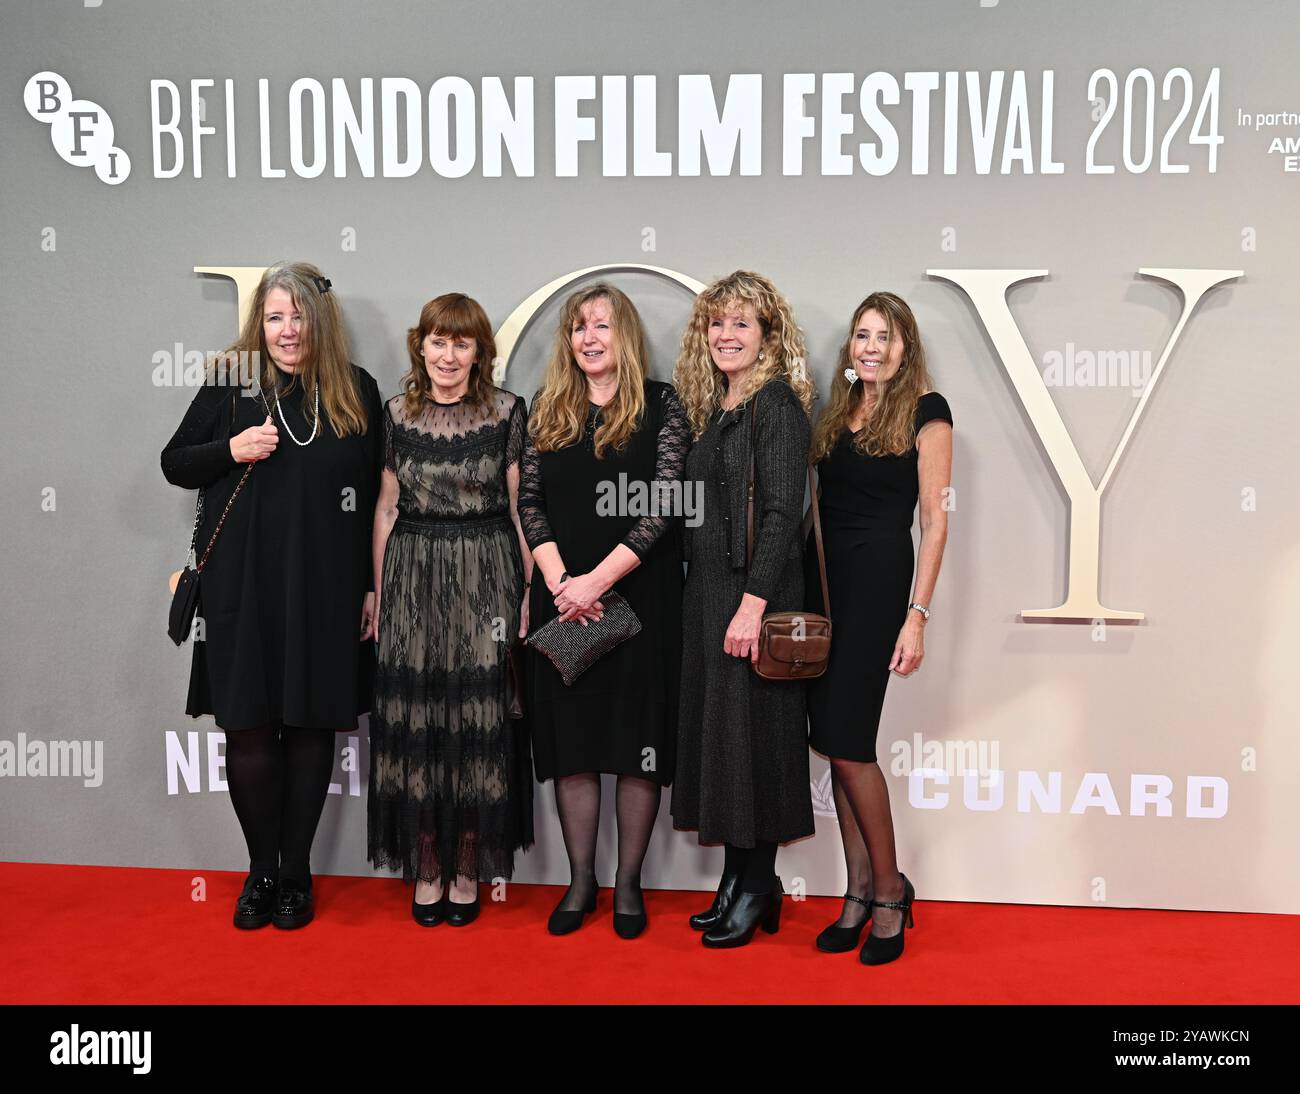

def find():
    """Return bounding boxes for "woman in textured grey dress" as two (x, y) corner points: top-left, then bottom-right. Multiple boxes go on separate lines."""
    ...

(671, 270), (818, 948)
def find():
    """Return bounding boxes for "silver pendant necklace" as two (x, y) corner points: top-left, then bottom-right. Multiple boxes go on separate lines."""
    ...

(273, 383), (320, 446)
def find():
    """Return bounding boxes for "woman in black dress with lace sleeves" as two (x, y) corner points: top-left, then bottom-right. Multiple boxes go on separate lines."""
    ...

(517, 283), (689, 940)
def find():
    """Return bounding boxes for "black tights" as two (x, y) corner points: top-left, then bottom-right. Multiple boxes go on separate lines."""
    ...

(224, 723), (337, 887)
(554, 773), (661, 915)
(723, 840), (778, 894)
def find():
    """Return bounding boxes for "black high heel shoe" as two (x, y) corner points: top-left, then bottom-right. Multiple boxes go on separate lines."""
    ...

(547, 882), (598, 936)
(859, 873), (915, 965)
(689, 871), (741, 931)
(412, 888), (446, 928)
(815, 892), (872, 953)
(445, 892), (480, 927)
(612, 885), (647, 940)
(701, 878), (782, 948)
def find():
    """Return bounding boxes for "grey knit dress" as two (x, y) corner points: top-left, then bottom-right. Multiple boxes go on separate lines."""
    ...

(671, 378), (815, 847)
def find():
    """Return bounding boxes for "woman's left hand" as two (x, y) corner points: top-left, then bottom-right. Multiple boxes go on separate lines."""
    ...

(554, 571), (606, 615)
(890, 614), (925, 676)
(724, 595), (766, 664)
(360, 592), (377, 640)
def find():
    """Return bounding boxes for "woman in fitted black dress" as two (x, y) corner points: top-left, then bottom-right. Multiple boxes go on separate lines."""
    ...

(805, 292), (953, 966)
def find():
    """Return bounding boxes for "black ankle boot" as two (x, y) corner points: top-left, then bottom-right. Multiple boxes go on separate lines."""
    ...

(689, 871), (741, 931)
(233, 873), (277, 929)
(860, 873), (916, 965)
(547, 881), (598, 936)
(816, 892), (872, 953)
(701, 878), (782, 948)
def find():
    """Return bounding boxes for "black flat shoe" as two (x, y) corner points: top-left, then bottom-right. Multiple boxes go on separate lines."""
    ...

(547, 884), (598, 936)
(815, 892), (872, 953)
(412, 889), (445, 928)
(272, 880), (314, 930)
(689, 871), (741, 931)
(701, 878), (782, 949)
(445, 891), (480, 927)
(612, 886), (647, 940)
(860, 873), (916, 966)
(233, 873), (277, 929)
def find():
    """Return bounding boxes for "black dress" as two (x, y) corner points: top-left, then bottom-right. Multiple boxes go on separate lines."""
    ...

(518, 380), (689, 785)
(367, 390), (534, 883)
(672, 379), (815, 846)
(160, 368), (383, 732)
(805, 391), (953, 762)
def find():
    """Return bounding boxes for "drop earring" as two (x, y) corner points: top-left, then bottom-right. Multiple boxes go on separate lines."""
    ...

(843, 368), (858, 384)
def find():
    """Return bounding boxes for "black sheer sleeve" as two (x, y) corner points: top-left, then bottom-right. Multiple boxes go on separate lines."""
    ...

(382, 397), (398, 472)
(621, 385), (691, 559)
(505, 393), (528, 469)
(517, 419), (555, 551)
(160, 383), (238, 489)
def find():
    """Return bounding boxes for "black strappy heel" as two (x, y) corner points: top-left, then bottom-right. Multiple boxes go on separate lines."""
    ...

(859, 873), (915, 965)
(815, 892), (872, 953)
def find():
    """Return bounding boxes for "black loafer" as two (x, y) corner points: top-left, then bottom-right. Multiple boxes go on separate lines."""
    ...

(272, 880), (314, 929)
(233, 874), (277, 929)
(412, 891), (445, 928)
(445, 893), (480, 927)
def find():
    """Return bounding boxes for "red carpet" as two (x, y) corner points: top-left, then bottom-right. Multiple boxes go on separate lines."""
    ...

(1, 863), (1293, 1004)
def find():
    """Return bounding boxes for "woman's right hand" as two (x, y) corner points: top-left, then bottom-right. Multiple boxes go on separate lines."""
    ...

(230, 416), (279, 462)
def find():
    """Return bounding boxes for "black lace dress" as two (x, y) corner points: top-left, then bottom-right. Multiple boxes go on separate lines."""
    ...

(518, 380), (689, 786)
(367, 389), (534, 884)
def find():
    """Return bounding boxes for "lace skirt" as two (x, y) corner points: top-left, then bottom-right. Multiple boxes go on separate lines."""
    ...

(367, 514), (533, 882)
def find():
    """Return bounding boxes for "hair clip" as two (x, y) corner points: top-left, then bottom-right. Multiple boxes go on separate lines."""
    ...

(312, 276), (332, 294)
(843, 367), (858, 384)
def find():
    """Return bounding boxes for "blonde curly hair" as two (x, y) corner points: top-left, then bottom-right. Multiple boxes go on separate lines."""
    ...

(673, 270), (816, 440)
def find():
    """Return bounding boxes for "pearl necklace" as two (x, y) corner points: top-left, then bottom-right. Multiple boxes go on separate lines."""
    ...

(274, 384), (320, 446)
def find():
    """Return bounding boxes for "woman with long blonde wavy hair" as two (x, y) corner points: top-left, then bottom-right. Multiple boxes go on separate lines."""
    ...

(517, 282), (691, 940)
(670, 270), (817, 948)
(804, 291), (952, 966)
(162, 262), (382, 931)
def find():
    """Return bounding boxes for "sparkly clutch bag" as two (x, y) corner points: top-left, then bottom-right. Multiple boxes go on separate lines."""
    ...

(525, 591), (642, 686)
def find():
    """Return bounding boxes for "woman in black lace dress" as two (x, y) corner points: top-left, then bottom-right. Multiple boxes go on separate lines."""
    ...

(367, 293), (534, 927)
(518, 283), (689, 940)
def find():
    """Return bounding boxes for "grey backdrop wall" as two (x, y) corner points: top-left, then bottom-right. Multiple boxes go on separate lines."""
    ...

(2, 0), (1298, 913)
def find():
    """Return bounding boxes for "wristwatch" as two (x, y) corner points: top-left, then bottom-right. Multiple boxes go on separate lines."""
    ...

(908, 602), (931, 621)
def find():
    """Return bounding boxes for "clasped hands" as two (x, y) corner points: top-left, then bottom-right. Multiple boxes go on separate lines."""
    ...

(551, 570), (605, 626)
